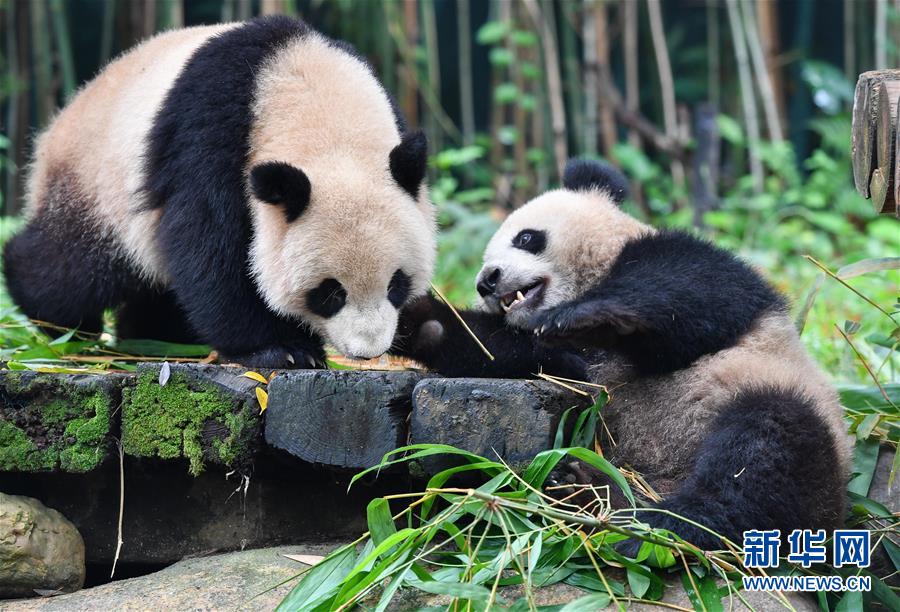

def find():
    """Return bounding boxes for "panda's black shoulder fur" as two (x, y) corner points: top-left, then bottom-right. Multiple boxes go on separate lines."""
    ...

(533, 229), (786, 374)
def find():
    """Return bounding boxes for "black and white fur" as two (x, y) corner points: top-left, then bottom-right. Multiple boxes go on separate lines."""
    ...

(3, 17), (435, 367)
(393, 159), (851, 552)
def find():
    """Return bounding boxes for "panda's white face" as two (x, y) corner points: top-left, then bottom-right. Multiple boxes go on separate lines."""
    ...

(247, 157), (436, 359)
(477, 188), (649, 329)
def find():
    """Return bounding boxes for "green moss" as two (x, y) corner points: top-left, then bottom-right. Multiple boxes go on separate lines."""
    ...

(0, 375), (111, 473)
(121, 370), (258, 476)
(58, 391), (111, 471)
(0, 422), (54, 471)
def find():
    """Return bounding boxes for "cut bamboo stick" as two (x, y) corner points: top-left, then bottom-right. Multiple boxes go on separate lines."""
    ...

(851, 70), (900, 207)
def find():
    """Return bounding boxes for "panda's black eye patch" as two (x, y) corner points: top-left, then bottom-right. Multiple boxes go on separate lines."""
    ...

(387, 269), (411, 308)
(512, 229), (546, 254)
(306, 278), (346, 318)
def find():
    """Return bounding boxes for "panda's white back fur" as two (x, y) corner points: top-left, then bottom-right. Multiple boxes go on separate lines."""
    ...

(26, 24), (237, 283)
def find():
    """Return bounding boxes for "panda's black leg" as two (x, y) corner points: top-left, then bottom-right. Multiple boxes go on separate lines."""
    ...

(552, 387), (846, 554)
(116, 288), (200, 344)
(619, 387), (844, 554)
(154, 203), (325, 368)
(2, 215), (132, 336)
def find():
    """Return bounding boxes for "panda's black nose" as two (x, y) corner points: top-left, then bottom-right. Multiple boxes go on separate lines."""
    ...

(477, 268), (501, 297)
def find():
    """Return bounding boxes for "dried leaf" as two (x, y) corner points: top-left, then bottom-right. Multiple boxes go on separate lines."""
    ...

(282, 553), (325, 566)
(268, 371), (277, 383)
(159, 362), (171, 386)
(242, 371), (268, 384)
(256, 387), (268, 413)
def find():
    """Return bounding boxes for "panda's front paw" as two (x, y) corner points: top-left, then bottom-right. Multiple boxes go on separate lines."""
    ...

(392, 293), (446, 358)
(532, 299), (641, 349)
(221, 344), (326, 369)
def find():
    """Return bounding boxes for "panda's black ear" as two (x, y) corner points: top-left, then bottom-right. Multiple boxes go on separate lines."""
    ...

(250, 162), (311, 222)
(562, 159), (629, 205)
(390, 130), (428, 199)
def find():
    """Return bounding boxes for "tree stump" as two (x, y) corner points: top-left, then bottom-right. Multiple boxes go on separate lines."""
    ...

(851, 70), (900, 215)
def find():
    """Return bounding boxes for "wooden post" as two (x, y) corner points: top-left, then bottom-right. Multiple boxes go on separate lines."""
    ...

(851, 70), (900, 215)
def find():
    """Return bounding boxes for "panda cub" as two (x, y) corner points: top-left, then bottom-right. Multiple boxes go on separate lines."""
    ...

(394, 159), (850, 552)
(3, 17), (435, 367)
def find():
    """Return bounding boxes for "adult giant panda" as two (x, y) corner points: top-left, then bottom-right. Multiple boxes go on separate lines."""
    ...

(3, 17), (435, 367)
(394, 159), (850, 552)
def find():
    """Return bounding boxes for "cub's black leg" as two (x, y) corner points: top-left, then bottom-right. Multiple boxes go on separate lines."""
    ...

(533, 231), (785, 375)
(392, 293), (587, 379)
(609, 387), (845, 554)
(3, 214), (134, 335)
(116, 288), (200, 344)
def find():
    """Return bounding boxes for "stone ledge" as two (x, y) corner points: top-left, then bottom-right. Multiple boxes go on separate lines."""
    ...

(0, 366), (589, 475)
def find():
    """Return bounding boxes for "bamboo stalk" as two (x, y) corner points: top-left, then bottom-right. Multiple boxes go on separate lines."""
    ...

(237, 0), (252, 21)
(560, 1), (583, 155)
(624, 0), (640, 149)
(99, 0), (114, 65)
(707, 0), (719, 109)
(48, 0), (76, 101)
(646, 0), (685, 193)
(402, 0), (419, 126)
(844, 0), (855, 82)
(457, 0), (475, 145)
(523, 0), (568, 181)
(594, 0), (616, 155)
(3, 0), (17, 216)
(420, 0), (442, 152)
(31, 0), (54, 126)
(876, 0), (887, 69)
(582, 0), (599, 156)
(740, 0), (782, 141)
(725, 0), (764, 194)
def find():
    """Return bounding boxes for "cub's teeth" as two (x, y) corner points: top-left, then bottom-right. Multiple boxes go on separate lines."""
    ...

(516, 291), (526, 301)
(501, 302), (510, 312)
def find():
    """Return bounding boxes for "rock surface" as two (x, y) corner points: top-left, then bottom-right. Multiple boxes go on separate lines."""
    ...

(0, 544), (336, 611)
(410, 378), (591, 466)
(0, 494), (85, 598)
(265, 370), (423, 468)
(1, 544), (817, 612)
(868, 446), (898, 511)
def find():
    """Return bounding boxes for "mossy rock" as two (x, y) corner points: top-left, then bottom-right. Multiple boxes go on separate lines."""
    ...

(121, 364), (261, 476)
(0, 372), (119, 472)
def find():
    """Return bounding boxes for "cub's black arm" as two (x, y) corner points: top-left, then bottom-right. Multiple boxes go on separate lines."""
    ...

(392, 294), (587, 379)
(534, 230), (785, 375)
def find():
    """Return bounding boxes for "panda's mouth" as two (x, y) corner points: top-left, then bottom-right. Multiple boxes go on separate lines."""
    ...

(499, 279), (546, 312)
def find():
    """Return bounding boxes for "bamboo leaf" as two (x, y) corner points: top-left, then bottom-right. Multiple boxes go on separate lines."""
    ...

(275, 545), (356, 611)
(559, 593), (612, 611)
(256, 387), (269, 413)
(848, 438), (880, 496)
(366, 498), (396, 547)
(242, 371), (268, 384)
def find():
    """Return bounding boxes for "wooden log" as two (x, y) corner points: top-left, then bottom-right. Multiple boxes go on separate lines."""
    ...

(895, 98), (900, 215)
(264, 371), (422, 469)
(410, 378), (592, 470)
(851, 69), (900, 205)
(873, 81), (900, 214)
